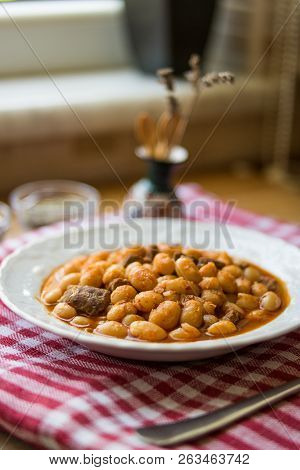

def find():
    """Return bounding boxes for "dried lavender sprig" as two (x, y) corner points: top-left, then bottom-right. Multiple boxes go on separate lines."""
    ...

(201, 71), (235, 87)
(185, 54), (201, 89)
(184, 70), (200, 89)
(171, 54), (202, 148)
(157, 67), (180, 116)
(166, 96), (178, 115)
(157, 68), (174, 92)
(172, 59), (234, 149)
(189, 53), (200, 70)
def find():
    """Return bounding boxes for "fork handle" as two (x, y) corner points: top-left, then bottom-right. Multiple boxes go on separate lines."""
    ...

(137, 378), (300, 446)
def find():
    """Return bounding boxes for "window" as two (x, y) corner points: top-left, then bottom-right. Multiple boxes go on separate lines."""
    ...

(0, 0), (129, 76)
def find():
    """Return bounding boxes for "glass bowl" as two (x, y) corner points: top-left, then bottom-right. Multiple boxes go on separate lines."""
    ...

(0, 202), (11, 241)
(9, 180), (100, 229)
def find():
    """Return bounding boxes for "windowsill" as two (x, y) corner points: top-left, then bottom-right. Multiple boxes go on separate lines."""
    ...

(0, 0), (129, 76)
(0, 0), (278, 145)
(0, 67), (280, 193)
(0, 1), (289, 193)
(0, 68), (278, 144)
(0, 0), (122, 22)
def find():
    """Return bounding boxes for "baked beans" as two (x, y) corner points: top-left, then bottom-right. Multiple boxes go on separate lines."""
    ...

(41, 245), (289, 343)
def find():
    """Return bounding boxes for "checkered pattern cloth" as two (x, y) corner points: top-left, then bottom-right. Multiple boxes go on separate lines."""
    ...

(0, 184), (299, 450)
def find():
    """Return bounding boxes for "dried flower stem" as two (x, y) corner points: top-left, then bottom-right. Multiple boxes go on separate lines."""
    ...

(155, 68), (182, 159)
(172, 56), (235, 147)
(135, 57), (235, 160)
(170, 54), (201, 147)
(157, 68), (179, 116)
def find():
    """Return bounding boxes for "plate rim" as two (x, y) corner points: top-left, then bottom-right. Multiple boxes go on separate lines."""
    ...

(0, 219), (299, 354)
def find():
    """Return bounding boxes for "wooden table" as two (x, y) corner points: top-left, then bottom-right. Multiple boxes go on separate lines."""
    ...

(1, 171), (299, 450)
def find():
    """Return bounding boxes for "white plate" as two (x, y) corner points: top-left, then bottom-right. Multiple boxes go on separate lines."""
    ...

(0, 219), (299, 362)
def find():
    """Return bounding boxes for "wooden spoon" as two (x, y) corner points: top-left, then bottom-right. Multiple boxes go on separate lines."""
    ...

(155, 112), (171, 159)
(134, 112), (156, 156)
(155, 112), (183, 159)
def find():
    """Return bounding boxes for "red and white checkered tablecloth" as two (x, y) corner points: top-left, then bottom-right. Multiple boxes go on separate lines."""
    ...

(0, 184), (299, 450)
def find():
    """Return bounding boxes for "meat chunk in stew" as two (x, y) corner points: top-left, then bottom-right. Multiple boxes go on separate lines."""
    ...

(61, 285), (110, 316)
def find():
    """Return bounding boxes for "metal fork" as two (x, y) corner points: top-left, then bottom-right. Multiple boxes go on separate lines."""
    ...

(137, 378), (300, 446)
